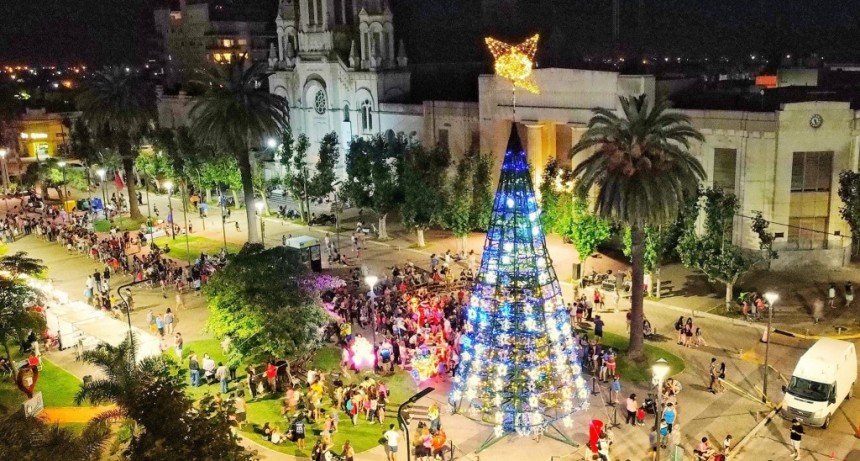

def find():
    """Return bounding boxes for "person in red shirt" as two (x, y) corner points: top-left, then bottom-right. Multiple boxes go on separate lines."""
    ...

(266, 362), (277, 393)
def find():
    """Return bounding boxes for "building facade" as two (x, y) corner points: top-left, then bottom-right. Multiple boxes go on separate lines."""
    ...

(153, 0), (271, 82)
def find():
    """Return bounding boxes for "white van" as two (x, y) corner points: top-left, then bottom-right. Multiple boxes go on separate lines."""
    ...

(782, 338), (857, 428)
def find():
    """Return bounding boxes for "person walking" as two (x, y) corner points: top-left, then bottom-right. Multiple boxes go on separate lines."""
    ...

(594, 315), (605, 342)
(215, 362), (229, 394)
(662, 403), (677, 433)
(708, 358), (718, 393)
(173, 332), (183, 359)
(812, 299), (824, 324)
(155, 314), (164, 338)
(625, 394), (638, 425)
(188, 353), (200, 387)
(715, 362), (726, 393)
(164, 308), (175, 335)
(845, 281), (854, 308)
(789, 418), (804, 460)
(383, 424), (400, 461)
(828, 282), (837, 309)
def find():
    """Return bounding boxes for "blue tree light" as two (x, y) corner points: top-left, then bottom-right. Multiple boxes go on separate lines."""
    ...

(450, 126), (588, 436)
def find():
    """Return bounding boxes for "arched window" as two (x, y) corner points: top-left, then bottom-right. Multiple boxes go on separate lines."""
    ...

(361, 100), (373, 132)
(343, 104), (350, 122)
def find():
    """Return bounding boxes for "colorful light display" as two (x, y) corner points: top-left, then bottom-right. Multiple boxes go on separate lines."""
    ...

(350, 337), (375, 370)
(449, 126), (588, 437)
(410, 344), (440, 382)
(485, 34), (540, 94)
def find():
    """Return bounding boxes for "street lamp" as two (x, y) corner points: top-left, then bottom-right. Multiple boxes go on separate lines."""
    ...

(57, 161), (67, 201)
(96, 168), (107, 218)
(255, 199), (265, 247)
(365, 275), (379, 350)
(652, 357), (671, 461)
(266, 138), (278, 149)
(762, 291), (778, 403)
(164, 180), (175, 240)
(180, 181), (192, 264)
(0, 148), (9, 213)
(332, 180), (343, 258)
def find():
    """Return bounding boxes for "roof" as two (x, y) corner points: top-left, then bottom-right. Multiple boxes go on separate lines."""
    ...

(286, 236), (320, 249)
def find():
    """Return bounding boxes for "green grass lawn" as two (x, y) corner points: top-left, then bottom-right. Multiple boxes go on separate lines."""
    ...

(599, 331), (686, 384)
(153, 235), (241, 263)
(178, 342), (418, 455)
(94, 217), (146, 233)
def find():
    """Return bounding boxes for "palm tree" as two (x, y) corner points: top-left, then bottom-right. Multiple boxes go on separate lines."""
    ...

(190, 59), (290, 243)
(0, 409), (110, 460)
(570, 95), (705, 361)
(76, 67), (155, 220)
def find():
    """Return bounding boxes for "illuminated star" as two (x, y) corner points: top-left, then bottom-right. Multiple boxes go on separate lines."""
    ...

(485, 34), (540, 94)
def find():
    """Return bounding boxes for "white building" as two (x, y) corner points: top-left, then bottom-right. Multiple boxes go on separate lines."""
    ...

(156, 1), (860, 267)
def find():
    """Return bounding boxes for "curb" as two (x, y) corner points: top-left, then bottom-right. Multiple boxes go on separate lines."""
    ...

(727, 407), (780, 460)
(773, 328), (860, 341)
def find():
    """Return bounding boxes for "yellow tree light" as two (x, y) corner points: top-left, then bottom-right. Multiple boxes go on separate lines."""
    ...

(485, 34), (540, 94)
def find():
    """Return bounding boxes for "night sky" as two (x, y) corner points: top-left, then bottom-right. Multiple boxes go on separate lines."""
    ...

(1, 0), (859, 65)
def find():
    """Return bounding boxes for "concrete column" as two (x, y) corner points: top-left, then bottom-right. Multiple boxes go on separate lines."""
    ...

(569, 125), (588, 172)
(526, 123), (544, 189)
(359, 30), (367, 63)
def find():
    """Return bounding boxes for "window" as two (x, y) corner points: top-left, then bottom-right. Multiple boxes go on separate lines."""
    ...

(314, 90), (327, 115)
(222, 39), (234, 47)
(344, 0), (354, 24)
(361, 100), (372, 132)
(238, 39), (247, 46)
(334, 0), (343, 24)
(437, 129), (449, 150)
(713, 148), (737, 192)
(343, 104), (350, 122)
(791, 151), (833, 192)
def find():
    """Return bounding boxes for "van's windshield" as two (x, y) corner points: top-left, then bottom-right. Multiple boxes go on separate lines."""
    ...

(786, 377), (832, 402)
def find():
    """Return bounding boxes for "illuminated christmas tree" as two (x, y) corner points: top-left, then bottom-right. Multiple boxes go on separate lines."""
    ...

(449, 125), (588, 438)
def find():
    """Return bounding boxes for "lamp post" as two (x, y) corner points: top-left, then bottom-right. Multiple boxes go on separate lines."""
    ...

(164, 181), (175, 240)
(762, 291), (778, 403)
(303, 166), (311, 231)
(221, 198), (228, 252)
(181, 182), (192, 264)
(652, 358), (671, 461)
(255, 199), (265, 247)
(57, 161), (67, 202)
(332, 180), (343, 255)
(365, 275), (379, 349)
(96, 168), (107, 218)
(0, 148), (9, 213)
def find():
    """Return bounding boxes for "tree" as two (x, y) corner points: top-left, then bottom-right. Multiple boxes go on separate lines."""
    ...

(309, 132), (340, 202)
(0, 410), (110, 461)
(0, 253), (46, 371)
(76, 67), (155, 220)
(538, 159), (573, 235)
(838, 170), (860, 257)
(200, 154), (243, 208)
(569, 194), (612, 273)
(442, 156), (474, 252)
(622, 225), (671, 297)
(344, 132), (408, 239)
(76, 336), (254, 460)
(69, 118), (98, 195)
(570, 95), (705, 361)
(204, 245), (328, 363)
(469, 152), (494, 231)
(190, 59), (290, 244)
(279, 127), (311, 220)
(402, 144), (450, 247)
(677, 188), (776, 309)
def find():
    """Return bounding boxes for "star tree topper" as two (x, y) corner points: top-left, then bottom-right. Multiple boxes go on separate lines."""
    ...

(485, 34), (540, 94)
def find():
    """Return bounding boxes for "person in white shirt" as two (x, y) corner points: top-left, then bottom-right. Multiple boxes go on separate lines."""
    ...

(383, 424), (400, 461)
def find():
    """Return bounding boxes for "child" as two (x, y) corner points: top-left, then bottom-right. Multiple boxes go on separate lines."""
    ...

(331, 409), (340, 432)
(695, 327), (706, 347)
(636, 407), (647, 426)
(723, 434), (732, 454)
(611, 375), (621, 404)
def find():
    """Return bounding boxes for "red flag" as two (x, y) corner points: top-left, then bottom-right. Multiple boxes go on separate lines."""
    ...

(114, 172), (125, 190)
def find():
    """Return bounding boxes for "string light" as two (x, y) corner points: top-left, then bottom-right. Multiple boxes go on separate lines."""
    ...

(449, 126), (587, 436)
(485, 34), (541, 94)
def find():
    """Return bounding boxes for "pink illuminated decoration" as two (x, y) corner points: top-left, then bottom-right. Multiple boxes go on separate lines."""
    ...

(350, 337), (375, 370)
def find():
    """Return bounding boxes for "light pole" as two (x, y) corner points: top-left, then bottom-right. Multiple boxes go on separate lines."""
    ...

(57, 161), (67, 202)
(0, 148), (9, 213)
(303, 166), (311, 231)
(332, 180), (343, 255)
(96, 168), (107, 219)
(221, 199), (228, 251)
(762, 291), (778, 403)
(181, 182), (192, 264)
(255, 199), (265, 247)
(652, 357), (670, 461)
(365, 275), (379, 348)
(164, 181), (175, 240)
